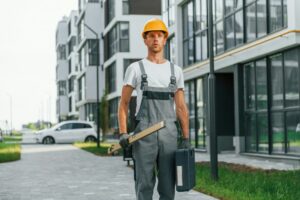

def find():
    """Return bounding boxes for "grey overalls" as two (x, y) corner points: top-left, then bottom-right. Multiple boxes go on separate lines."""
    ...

(133, 60), (179, 200)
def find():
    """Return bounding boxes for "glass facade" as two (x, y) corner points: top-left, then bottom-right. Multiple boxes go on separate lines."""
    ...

(182, 0), (287, 67)
(244, 47), (300, 155)
(105, 62), (116, 94)
(162, 0), (175, 27)
(184, 77), (207, 149)
(164, 36), (176, 64)
(109, 98), (119, 129)
(105, 0), (115, 26)
(105, 22), (129, 61)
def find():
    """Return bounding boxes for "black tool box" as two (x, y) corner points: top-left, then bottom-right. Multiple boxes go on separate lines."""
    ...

(175, 148), (196, 192)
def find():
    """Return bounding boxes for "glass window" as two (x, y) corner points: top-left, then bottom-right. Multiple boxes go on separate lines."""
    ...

(283, 0), (287, 27)
(106, 62), (116, 93)
(122, 0), (129, 15)
(257, 0), (267, 38)
(257, 113), (269, 152)
(215, 0), (223, 21)
(225, 0), (234, 14)
(195, 0), (201, 31)
(106, 0), (115, 25)
(256, 59), (267, 110)
(270, 54), (284, 108)
(286, 111), (300, 155)
(60, 123), (72, 130)
(246, 3), (256, 42)
(201, 0), (207, 29)
(88, 39), (99, 66)
(123, 59), (139, 78)
(245, 114), (257, 152)
(284, 49), (299, 108)
(216, 21), (224, 54)
(272, 112), (285, 154)
(196, 78), (207, 149)
(235, 10), (244, 46)
(269, 0), (283, 33)
(244, 62), (256, 110)
(201, 30), (208, 60)
(225, 15), (235, 49)
(72, 123), (85, 129)
(109, 98), (119, 129)
(120, 23), (129, 52)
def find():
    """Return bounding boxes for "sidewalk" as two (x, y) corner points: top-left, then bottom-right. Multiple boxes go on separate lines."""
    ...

(0, 144), (217, 200)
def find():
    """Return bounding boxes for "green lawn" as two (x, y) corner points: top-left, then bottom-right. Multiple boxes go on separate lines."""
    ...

(74, 142), (122, 156)
(195, 162), (300, 200)
(0, 143), (21, 163)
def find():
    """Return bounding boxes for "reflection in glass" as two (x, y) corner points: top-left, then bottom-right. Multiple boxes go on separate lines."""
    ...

(235, 10), (244, 46)
(225, 15), (235, 49)
(257, 0), (267, 37)
(270, 54), (284, 108)
(190, 81), (196, 148)
(216, 21), (224, 54)
(245, 114), (257, 152)
(256, 59), (267, 110)
(269, 0), (283, 32)
(225, 0), (234, 14)
(216, 0), (223, 21)
(244, 62), (255, 110)
(202, 30), (208, 60)
(272, 112), (285, 154)
(286, 111), (300, 155)
(197, 78), (206, 149)
(246, 3), (256, 42)
(257, 113), (269, 153)
(201, 0), (207, 29)
(284, 49), (299, 107)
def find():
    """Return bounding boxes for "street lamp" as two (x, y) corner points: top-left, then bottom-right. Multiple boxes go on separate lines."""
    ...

(208, 0), (218, 180)
(84, 23), (101, 148)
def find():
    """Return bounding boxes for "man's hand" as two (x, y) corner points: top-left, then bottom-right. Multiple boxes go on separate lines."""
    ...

(119, 133), (130, 149)
(179, 138), (191, 149)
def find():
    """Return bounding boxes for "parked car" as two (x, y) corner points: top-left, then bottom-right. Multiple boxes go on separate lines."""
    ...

(35, 121), (97, 144)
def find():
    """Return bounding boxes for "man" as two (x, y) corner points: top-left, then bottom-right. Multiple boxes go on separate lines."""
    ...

(118, 18), (190, 200)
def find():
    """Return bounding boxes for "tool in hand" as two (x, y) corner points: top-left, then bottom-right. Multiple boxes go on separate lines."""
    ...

(107, 121), (165, 155)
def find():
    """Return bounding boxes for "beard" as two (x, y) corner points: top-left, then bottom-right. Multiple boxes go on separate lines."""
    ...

(149, 45), (163, 53)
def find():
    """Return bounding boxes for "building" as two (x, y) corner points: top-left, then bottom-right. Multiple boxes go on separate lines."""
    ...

(55, 17), (69, 122)
(67, 11), (79, 120)
(165, 0), (300, 157)
(102, 0), (162, 132)
(76, 0), (104, 123)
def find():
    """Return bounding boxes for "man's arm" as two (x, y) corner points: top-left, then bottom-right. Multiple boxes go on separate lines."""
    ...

(174, 89), (189, 139)
(118, 85), (134, 134)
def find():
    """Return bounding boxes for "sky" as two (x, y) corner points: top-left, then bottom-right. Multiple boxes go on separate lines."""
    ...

(0, 0), (78, 130)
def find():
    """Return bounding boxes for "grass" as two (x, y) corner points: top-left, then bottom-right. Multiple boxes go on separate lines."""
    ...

(195, 162), (300, 200)
(74, 142), (122, 156)
(0, 143), (21, 163)
(3, 135), (22, 143)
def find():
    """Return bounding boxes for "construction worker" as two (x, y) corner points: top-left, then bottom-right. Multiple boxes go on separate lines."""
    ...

(118, 18), (190, 200)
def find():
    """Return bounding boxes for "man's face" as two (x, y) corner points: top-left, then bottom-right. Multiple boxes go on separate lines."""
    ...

(144, 31), (167, 53)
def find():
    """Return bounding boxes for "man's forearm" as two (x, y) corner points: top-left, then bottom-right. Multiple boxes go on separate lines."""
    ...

(176, 106), (189, 139)
(118, 102), (129, 134)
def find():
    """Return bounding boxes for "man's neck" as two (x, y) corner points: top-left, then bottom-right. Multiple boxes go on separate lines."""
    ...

(146, 53), (166, 64)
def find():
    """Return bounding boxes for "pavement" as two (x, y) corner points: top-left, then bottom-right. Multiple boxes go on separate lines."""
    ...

(1, 133), (299, 200)
(0, 143), (217, 200)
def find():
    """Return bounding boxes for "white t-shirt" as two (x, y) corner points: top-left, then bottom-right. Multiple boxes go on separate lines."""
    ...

(123, 58), (185, 115)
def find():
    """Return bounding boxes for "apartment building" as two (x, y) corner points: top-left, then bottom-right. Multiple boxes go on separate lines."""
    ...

(55, 17), (69, 122)
(165, 0), (300, 158)
(76, 0), (104, 123)
(102, 0), (161, 132)
(67, 11), (79, 120)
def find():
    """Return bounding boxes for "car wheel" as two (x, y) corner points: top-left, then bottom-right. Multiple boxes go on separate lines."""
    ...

(43, 136), (55, 144)
(85, 136), (96, 143)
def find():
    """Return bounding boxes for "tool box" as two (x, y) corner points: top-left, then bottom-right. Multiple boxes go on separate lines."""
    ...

(175, 148), (196, 192)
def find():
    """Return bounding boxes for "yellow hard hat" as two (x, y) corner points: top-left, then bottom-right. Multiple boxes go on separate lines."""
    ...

(142, 18), (169, 38)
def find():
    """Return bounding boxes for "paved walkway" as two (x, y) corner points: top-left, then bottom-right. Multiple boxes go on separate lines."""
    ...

(0, 144), (217, 200)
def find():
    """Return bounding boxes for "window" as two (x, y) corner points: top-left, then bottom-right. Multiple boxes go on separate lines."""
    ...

(57, 45), (66, 60)
(164, 36), (176, 63)
(77, 18), (85, 44)
(123, 0), (129, 14)
(69, 97), (72, 112)
(60, 123), (72, 130)
(162, 0), (175, 27)
(123, 59), (139, 78)
(269, 0), (285, 33)
(78, 76), (85, 101)
(105, 0), (115, 26)
(87, 39), (99, 66)
(106, 62), (116, 93)
(58, 81), (67, 96)
(68, 76), (76, 93)
(72, 123), (92, 129)
(68, 59), (72, 74)
(85, 103), (97, 121)
(109, 98), (119, 129)
(105, 22), (129, 60)
(244, 47), (300, 155)
(196, 78), (207, 149)
(182, 0), (208, 67)
(68, 36), (76, 55)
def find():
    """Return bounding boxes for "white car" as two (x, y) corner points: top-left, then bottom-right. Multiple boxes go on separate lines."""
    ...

(35, 121), (97, 144)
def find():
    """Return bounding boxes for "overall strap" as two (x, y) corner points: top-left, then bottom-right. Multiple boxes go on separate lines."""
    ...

(169, 62), (177, 91)
(138, 60), (148, 90)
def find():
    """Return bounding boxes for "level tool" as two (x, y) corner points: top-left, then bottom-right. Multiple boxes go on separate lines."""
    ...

(107, 121), (165, 155)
